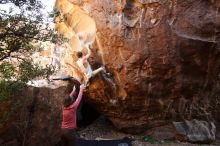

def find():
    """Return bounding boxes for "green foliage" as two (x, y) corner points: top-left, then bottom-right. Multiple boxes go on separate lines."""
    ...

(0, 1), (60, 101)
(162, 139), (173, 145)
(49, 8), (61, 18)
(142, 136), (174, 145)
(18, 60), (53, 82)
(0, 80), (23, 101)
(142, 135), (160, 144)
(0, 80), (12, 101)
(0, 62), (15, 79)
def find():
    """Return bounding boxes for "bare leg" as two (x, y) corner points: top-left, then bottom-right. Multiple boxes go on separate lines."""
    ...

(85, 67), (104, 87)
(101, 72), (117, 99)
(85, 76), (90, 86)
(91, 67), (104, 77)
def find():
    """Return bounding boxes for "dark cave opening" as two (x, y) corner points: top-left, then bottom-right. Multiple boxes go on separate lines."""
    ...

(66, 77), (101, 128)
(76, 101), (100, 127)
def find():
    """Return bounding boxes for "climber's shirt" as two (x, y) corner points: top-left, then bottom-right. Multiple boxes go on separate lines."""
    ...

(76, 58), (93, 78)
(61, 88), (83, 129)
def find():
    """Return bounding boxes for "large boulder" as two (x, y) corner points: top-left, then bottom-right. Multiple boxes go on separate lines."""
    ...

(55, 0), (220, 134)
(0, 80), (77, 146)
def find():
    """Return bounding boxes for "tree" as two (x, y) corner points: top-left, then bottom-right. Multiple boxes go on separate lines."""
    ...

(0, 0), (61, 100)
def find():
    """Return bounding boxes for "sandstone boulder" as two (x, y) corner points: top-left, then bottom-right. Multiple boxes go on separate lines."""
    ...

(55, 0), (220, 134)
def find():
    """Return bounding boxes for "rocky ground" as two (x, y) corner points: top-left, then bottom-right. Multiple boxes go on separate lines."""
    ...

(77, 116), (219, 146)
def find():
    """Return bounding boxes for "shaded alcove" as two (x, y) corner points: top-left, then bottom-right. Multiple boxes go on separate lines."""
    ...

(76, 101), (101, 127)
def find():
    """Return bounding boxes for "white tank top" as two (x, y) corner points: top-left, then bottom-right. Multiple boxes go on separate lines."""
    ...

(76, 59), (93, 77)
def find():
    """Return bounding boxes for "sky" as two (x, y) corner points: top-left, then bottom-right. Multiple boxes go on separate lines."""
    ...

(0, 0), (56, 16)
(42, 0), (56, 14)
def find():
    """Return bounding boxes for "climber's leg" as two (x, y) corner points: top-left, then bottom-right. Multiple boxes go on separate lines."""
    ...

(100, 71), (117, 99)
(85, 70), (92, 86)
(84, 67), (104, 87)
(85, 76), (90, 87)
(61, 129), (77, 146)
(91, 67), (104, 77)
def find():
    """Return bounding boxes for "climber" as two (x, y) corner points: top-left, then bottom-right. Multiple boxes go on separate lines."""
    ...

(50, 42), (65, 70)
(76, 46), (107, 85)
(60, 83), (85, 146)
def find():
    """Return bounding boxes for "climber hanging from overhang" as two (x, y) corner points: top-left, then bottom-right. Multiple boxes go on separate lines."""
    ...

(76, 45), (109, 86)
(54, 0), (117, 96)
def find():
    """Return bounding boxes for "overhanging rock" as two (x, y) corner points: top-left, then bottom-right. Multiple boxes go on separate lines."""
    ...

(55, 0), (220, 134)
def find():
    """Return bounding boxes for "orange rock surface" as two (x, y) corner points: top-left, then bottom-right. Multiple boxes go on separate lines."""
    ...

(55, 0), (220, 133)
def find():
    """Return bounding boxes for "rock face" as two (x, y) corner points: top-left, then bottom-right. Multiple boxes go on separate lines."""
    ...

(173, 120), (216, 143)
(55, 0), (220, 133)
(0, 81), (72, 146)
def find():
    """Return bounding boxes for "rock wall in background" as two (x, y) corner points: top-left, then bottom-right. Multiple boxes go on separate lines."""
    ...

(0, 81), (72, 146)
(55, 0), (220, 134)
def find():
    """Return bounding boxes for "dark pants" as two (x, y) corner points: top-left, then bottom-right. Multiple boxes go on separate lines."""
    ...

(61, 129), (78, 146)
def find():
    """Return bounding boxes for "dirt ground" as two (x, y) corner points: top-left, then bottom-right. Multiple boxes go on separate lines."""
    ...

(77, 116), (219, 146)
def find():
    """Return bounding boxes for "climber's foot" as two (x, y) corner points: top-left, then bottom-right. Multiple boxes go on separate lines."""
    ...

(101, 66), (111, 76)
(101, 66), (106, 72)
(85, 79), (90, 87)
(86, 82), (90, 88)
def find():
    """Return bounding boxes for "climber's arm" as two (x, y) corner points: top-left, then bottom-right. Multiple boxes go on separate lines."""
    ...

(69, 85), (76, 98)
(83, 46), (91, 60)
(72, 84), (85, 108)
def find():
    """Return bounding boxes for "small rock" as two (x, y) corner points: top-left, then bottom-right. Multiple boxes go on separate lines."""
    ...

(150, 18), (157, 24)
(173, 119), (216, 144)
